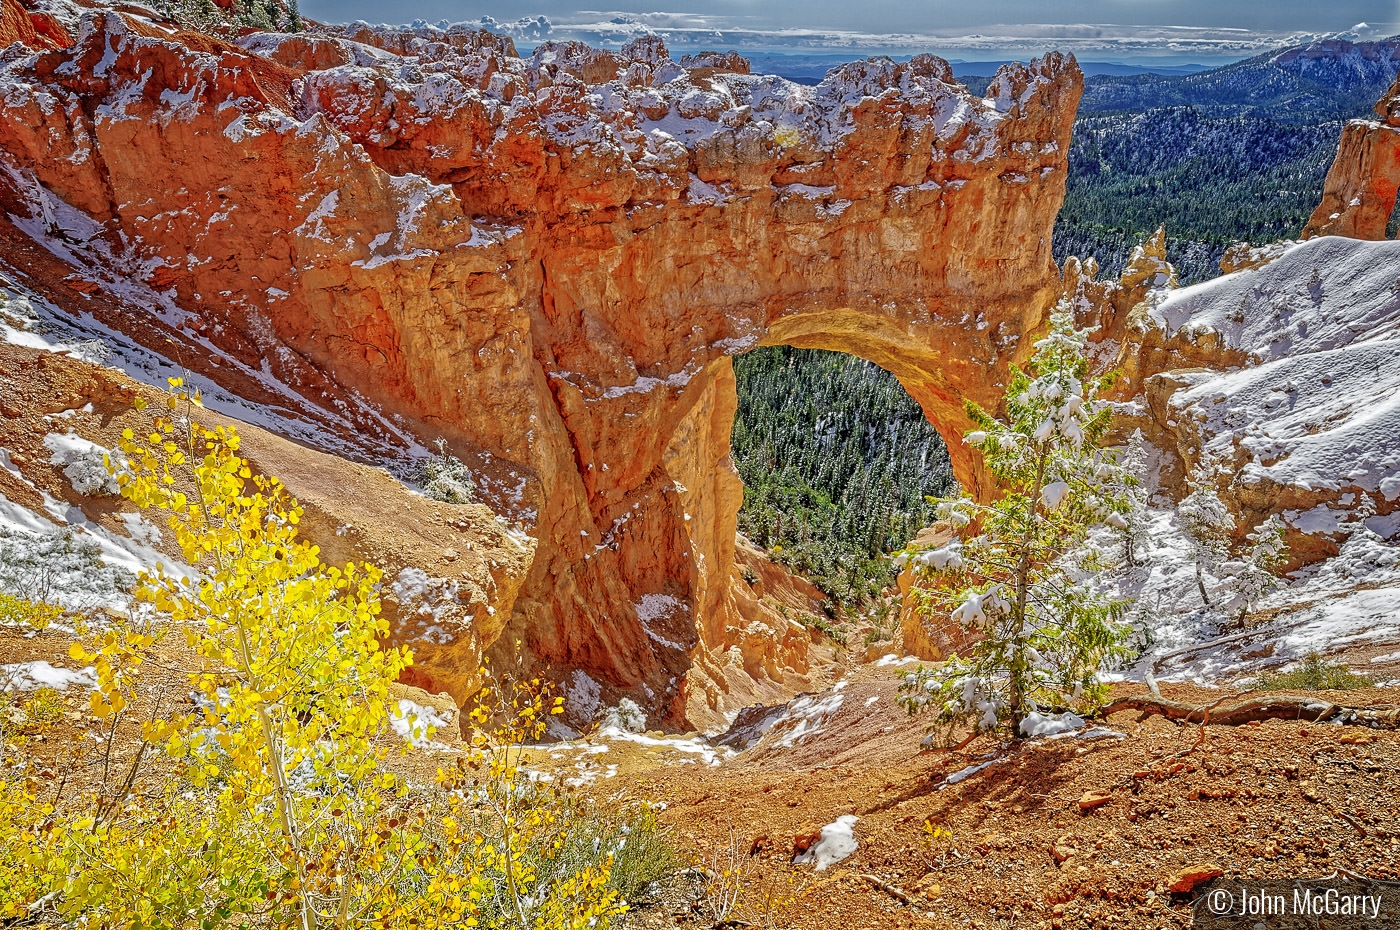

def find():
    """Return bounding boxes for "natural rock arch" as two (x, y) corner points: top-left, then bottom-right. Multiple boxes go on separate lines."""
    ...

(0, 13), (1082, 725)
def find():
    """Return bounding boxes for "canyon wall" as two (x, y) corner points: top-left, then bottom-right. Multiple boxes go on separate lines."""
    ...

(0, 9), (1081, 726)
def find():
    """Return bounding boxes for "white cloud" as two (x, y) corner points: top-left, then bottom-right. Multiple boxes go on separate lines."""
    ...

(380, 11), (1400, 62)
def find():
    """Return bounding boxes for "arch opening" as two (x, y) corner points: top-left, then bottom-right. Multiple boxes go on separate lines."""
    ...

(729, 345), (956, 610)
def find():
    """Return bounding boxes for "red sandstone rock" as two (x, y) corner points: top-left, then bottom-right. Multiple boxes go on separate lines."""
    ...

(0, 13), (1082, 725)
(1077, 789), (1112, 812)
(1166, 864), (1223, 894)
(679, 50), (750, 78)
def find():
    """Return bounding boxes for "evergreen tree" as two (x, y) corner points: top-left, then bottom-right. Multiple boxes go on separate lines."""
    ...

(1178, 464), (1236, 607)
(897, 307), (1133, 736)
(731, 347), (955, 608)
(1112, 429), (1153, 568)
(1219, 516), (1288, 620)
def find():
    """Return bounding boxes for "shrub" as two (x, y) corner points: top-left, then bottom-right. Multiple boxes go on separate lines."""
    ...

(772, 125), (803, 148)
(416, 439), (476, 504)
(0, 591), (62, 630)
(1254, 654), (1373, 692)
(0, 528), (133, 609)
(525, 798), (681, 906)
(599, 698), (647, 733)
(43, 433), (125, 496)
(603, 804), (684, 902)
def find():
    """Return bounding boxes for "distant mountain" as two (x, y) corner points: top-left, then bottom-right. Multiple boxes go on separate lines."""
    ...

(1079, 36), (1400, 120)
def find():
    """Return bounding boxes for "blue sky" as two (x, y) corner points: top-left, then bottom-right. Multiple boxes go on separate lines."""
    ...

(301, 1), (1400, 63)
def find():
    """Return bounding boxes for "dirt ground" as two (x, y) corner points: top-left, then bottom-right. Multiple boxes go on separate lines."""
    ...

(562, 665), (1400, 930)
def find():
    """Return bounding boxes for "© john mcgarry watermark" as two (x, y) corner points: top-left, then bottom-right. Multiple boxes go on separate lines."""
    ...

(1193, 876), (1400, 929)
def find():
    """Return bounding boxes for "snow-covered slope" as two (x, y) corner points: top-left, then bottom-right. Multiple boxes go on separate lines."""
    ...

(1111, 236), (1400, 684)
(1149, 236), (1400, 515)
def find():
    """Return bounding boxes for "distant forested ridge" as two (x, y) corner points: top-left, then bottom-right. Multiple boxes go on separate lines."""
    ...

(1055, 108), (1347, 282)
(1054, 36), (1400, 282)
(1075, 39), (1400, 119)
(730, 347), (955, 607)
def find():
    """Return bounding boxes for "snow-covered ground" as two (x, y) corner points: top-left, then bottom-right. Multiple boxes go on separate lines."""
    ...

(714, 686), (847, 750)
(0, 659), (95, 691)
(0, 455), (188, 614)
(1094, 505), (1400, 684)
(793, 815), (859, 870)
(1151, 236), (1400, 507)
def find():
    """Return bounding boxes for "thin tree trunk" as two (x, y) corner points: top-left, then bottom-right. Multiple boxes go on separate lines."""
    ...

(1010, 453), (1049, 732)
(239, 623), (315, 930)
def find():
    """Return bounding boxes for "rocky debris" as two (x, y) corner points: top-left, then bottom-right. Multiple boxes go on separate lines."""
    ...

(0, 10), (1083, 722)
(1302, 72), (1400, 240)
(1166, 863), (1223, 894)
(564, 675), (1400, 929)
(1077, 789), (1113, 812)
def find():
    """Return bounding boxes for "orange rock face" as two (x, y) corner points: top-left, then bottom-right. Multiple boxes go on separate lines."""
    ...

(1303, 72), (1400, 240)
(0, 0), (70, 50)
(0, 11), (1082, 726)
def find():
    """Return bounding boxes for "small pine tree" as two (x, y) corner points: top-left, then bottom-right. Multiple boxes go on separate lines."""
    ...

(1111, 429), (1153, 568)
(1219, 515), (1288, 620)
(898, 307), (1133, 737)
(1178, 463), (1235, 607)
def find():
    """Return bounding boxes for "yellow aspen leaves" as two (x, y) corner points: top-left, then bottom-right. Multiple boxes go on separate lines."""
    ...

(2, 383), (638, 930)
(1, 383), (636, 929)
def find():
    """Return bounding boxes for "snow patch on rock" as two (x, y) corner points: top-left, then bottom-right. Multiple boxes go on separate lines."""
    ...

(43, 431), (123, 496)
(1, 660), (95, 691)
(793, 815), (858, 870)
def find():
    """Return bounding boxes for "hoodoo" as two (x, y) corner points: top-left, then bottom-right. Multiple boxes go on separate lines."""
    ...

(0, 11), (1083, 724)
(1303, 71), (1400, 239)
